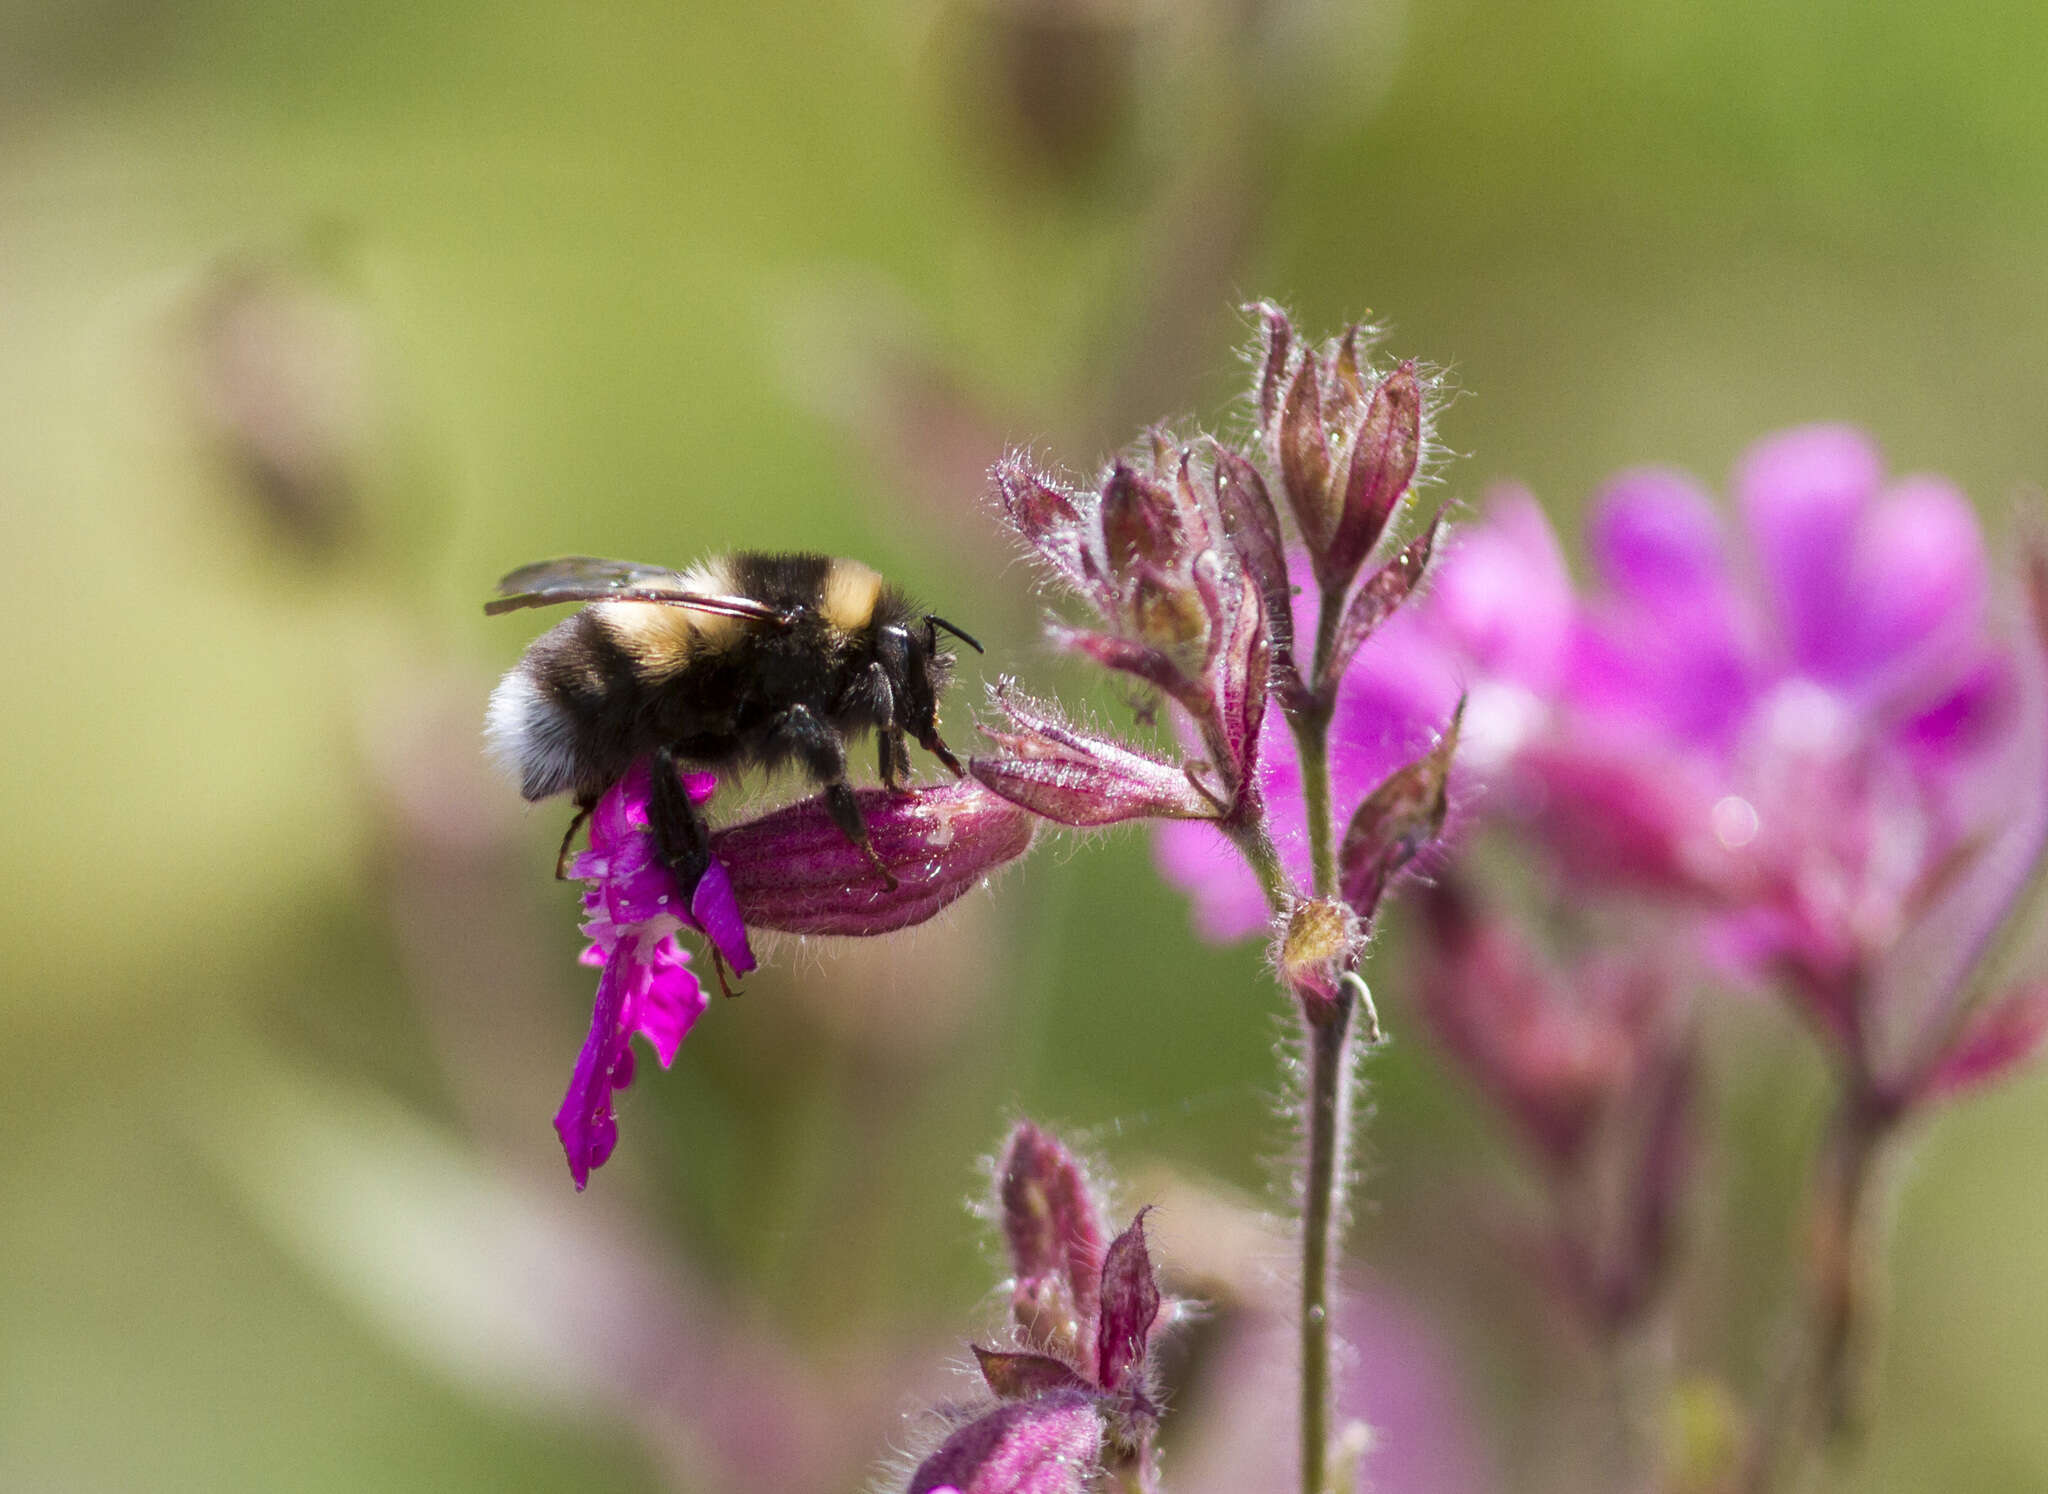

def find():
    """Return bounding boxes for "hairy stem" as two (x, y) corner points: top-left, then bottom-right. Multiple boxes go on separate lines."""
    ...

(1299, 989), (1354, 1494)
(1291, 579), (1354, 1494)
(1296, 707), (1338, 898)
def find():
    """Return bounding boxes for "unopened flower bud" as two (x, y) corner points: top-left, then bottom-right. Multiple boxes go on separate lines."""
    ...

(998, 1122), (1108, 1338)
(1338, 699), (1462, 923)
(1251, 303), (1433, 596)
(991, 456), (1107, 602)
(972, 686), (1221, 826)
(1093, 1209), (1161, 1397)
(906, 1392), (1103, 1494)
(1213, 446), (1296, 666)
(1324, 361), (1423, 584)
(1101, 462), (1185, 572)
(717, 782), (1036, 936)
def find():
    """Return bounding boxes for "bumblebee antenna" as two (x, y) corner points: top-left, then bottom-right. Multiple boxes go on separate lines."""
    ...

(925, 615), (984, 654)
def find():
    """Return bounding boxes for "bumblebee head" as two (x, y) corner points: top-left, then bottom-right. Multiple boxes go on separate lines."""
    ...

(874, 613), (981, 775)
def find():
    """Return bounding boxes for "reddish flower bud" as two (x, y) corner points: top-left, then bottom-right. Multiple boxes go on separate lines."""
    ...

(1101, 462), (1185, 573)
(1277, 351), (1337, 551)
(1338, 699), (1462, 923)
(1214, 446), (1297, 668)
(1250, 305), (1434, 597)
(991, 456), (1106, 601)
(972, 686), (1221, 826)
(906, 1393), (1103, 1494)
(1094, 1209), (1161, 1397)
(1319, 515), (1441, 696)
(1325, 361), (1423, 585)
(998, 1122), (1109, 1348)
(717, 782), (1036, 936)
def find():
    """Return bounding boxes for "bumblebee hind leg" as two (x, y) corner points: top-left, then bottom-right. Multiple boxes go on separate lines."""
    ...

(647, 746), (715, 902)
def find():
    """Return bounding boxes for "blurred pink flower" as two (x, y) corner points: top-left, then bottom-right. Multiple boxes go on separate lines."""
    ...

(1155, 423), (2048, 1100)
(1553, 427), (2043, 1095)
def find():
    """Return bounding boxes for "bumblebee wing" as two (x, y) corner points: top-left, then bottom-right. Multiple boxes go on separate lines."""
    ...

(486, 556), (786, 623)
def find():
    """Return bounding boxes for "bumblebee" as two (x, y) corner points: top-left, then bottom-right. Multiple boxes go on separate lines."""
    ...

(485, 552), (980, 894)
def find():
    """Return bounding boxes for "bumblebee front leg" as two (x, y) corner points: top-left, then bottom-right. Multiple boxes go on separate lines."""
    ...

(878, 728), (911, 794)
(771, 702), (898, 890)
(647, 745), (714, 901)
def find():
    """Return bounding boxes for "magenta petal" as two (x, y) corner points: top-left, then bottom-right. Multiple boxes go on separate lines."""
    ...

(1834, 476), (1988, 689)
(1422, 487), (1573, 687)
(1736, 423), (1883, 677)
(627, 934), (710, 1066)
(688, 859), (757, 973)
(554, 940), (636, 1191)
(1589, 468), (1731, 605)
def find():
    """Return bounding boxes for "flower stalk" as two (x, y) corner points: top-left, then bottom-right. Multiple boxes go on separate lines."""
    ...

(1290, 574), (1359, 1494)
(973, 306), (1456, 1494)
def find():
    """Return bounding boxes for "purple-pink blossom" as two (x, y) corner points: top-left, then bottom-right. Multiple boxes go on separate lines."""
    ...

(1154, 422), (2048, 1102)
(553, 761), (1039, 1189)
(557, 759), (756, 1190)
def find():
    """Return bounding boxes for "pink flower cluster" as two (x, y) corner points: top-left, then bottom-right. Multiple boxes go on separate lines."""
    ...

(1160, 422), (2048, 1121)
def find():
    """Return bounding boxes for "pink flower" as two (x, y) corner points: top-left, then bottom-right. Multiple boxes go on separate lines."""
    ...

(1550, 428), (2045, 1095)
(555, 761), (1038, 1189)
(1154, 423), (2048, 1102)
(556, 760), (755, 1190)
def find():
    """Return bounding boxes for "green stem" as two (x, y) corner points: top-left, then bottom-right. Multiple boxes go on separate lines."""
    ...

(1296, 707), (1337, 898)
(1292, 580), (1353, 1494)
(1299, 991), (1354, 1494)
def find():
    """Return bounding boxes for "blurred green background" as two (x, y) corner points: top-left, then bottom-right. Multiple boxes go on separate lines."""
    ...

(5, 1), (2047, 1490)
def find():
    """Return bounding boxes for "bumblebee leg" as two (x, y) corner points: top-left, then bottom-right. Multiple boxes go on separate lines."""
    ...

(647, 746), (714, 902)
(838, 660), (911, 795)
(918, 727), (964, 778)
(554, 795), (597, 880)
(879, 728), (912, 794)
(771, 703), (898, 889)
(823, 779), (897, 889)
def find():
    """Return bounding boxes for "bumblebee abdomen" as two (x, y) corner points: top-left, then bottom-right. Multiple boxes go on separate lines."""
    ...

(487, 609), (658, 800)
